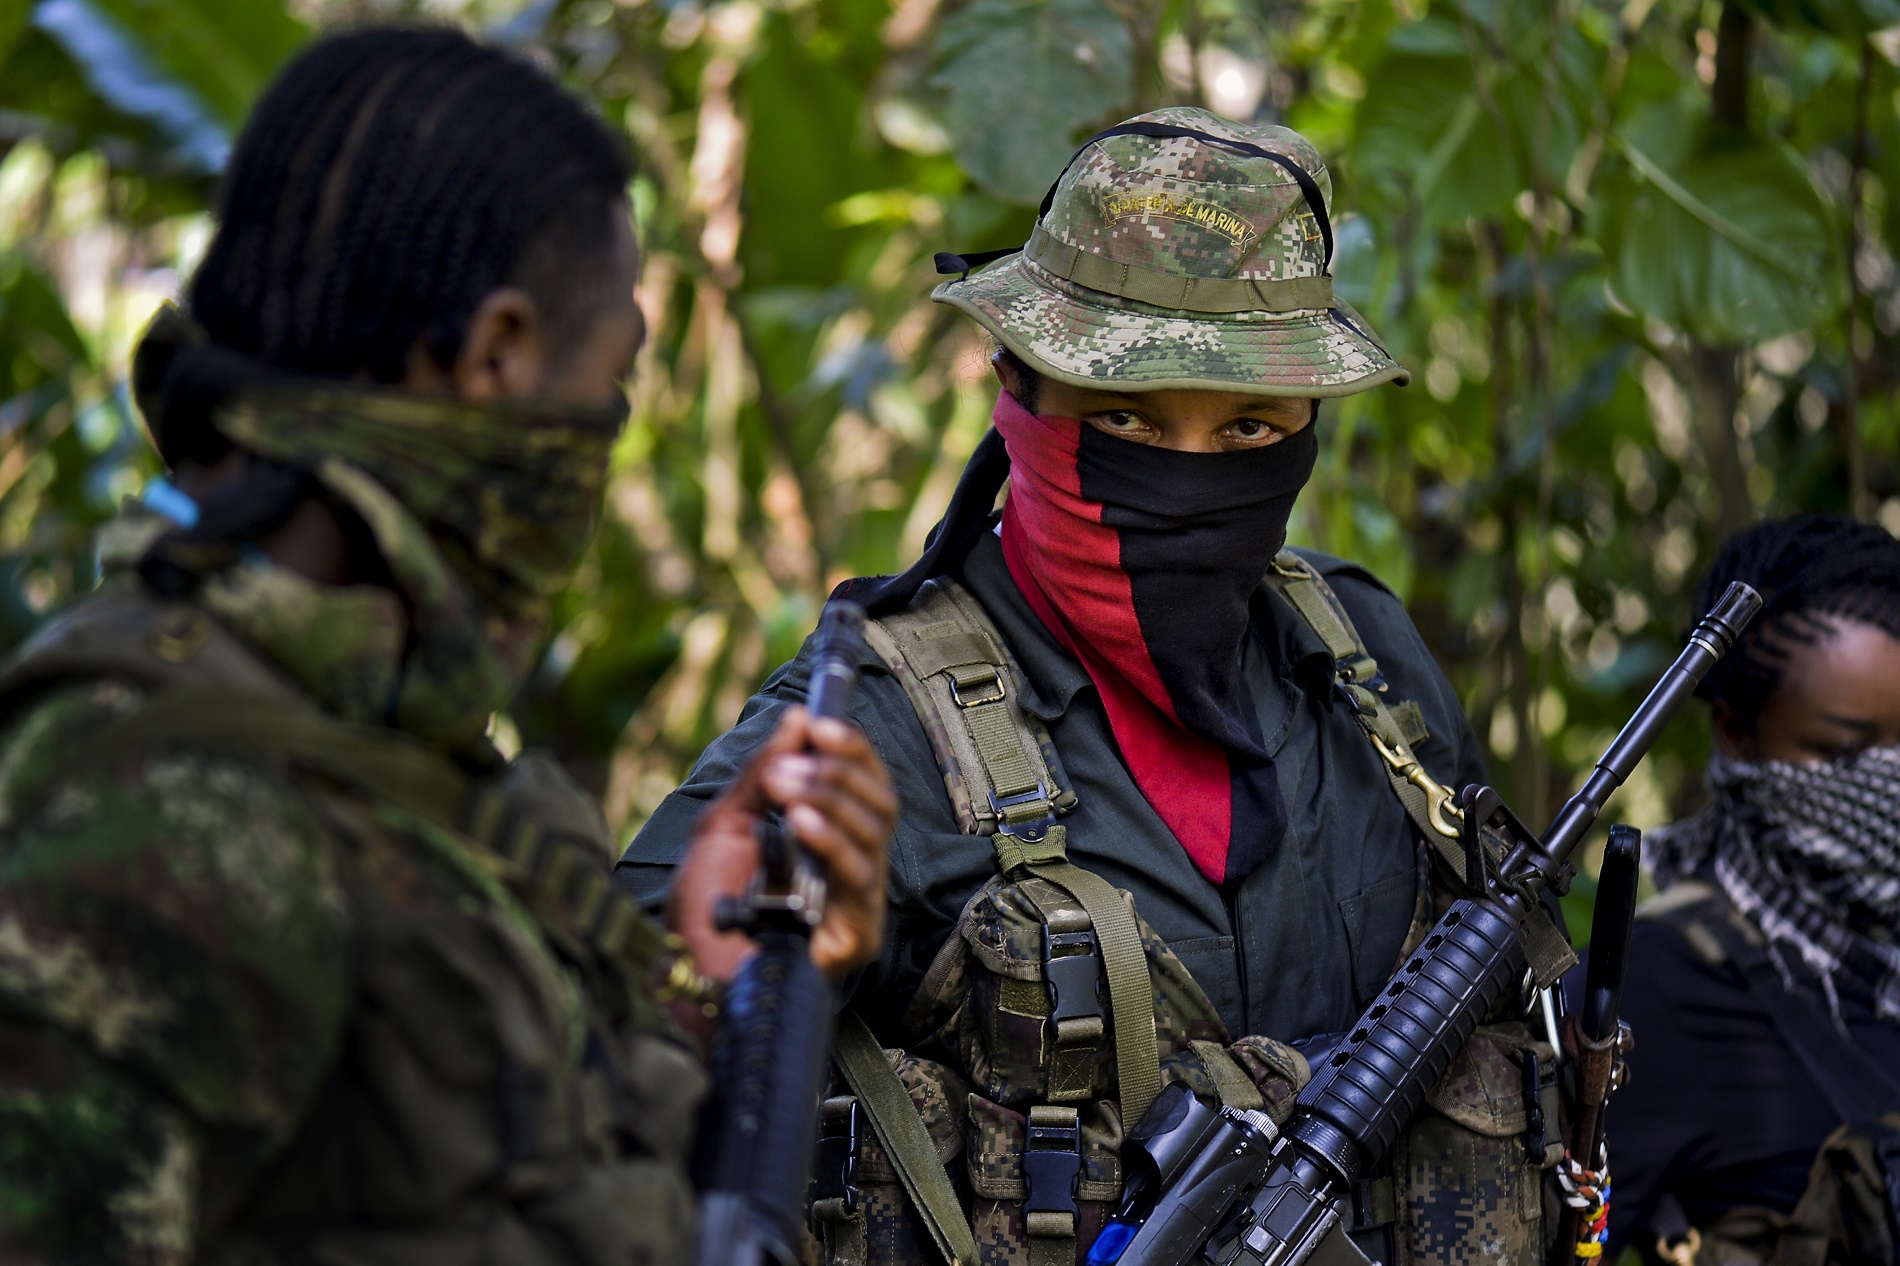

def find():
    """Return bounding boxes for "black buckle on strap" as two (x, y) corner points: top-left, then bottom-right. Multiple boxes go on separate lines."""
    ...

(1043, 925), (1104, 1037)
(810, 1096), (863, 1217)
(1024, 1107), (1083, 1224)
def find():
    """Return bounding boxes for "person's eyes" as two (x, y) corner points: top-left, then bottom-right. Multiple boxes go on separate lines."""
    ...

(1229, 418), (1276, 441)
(1091, 410), (1153, 435)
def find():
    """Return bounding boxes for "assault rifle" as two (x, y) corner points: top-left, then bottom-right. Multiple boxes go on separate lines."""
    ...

(1087, 583), (1762, 1266)
(693, 601), (869, 1266)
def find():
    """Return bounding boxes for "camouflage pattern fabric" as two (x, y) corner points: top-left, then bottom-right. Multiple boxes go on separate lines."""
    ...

(1395, 1022), (1560, 1266)
(0, 379), (697, 1264)
(932, 107), (1409, 399)
(842, 873), (1309, 1266)
(135, 304), (626, 747)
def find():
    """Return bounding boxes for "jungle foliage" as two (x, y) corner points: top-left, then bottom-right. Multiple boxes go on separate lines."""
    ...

(1, 0), (1895, 900)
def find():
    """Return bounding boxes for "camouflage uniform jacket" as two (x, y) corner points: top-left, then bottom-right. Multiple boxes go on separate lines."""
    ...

(0, 512), (705, 1265)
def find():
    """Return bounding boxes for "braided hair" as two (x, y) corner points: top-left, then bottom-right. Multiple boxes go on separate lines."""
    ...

(171, 26), (631, 466)
(1694, 514), (1900, 734)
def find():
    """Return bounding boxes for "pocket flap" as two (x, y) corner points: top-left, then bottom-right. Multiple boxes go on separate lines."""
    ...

(1423, 1023), (1552, 1137)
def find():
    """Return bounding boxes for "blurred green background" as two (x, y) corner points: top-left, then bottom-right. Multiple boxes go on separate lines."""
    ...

(2, 0), (1896, 926)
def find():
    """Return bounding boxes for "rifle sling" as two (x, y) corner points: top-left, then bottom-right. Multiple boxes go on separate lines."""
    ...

(834, 1011), (981, 1266)
(1264, 552), (1577, 987)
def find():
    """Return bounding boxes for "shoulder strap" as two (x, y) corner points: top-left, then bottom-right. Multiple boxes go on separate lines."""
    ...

(834, 1013), (982, 1266)
(865, 578), (1162, 1124)
(1262, 551), (1462, 854)
(861, 578), (1074, 837)
(0, 587), (302, 721)
(1263, 552), (1578, 987)
(1696, 907), (1900, 1127)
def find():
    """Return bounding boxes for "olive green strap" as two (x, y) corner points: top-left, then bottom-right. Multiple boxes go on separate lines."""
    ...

(1189, 1039), (1265, 1111)
(865, 580), (1076, 837)
(1264, 552), (1465, 859)
(1024, 831), (1163, 1127)
(1025, 226), (1336, 314)
(1025, 1105), (1079, 1266)
(834, 1012), (981, 1266)
(1264, 553), (1578, 987)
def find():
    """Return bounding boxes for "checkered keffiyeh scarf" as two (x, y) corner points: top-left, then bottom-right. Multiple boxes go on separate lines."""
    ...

(1649, 747), (1900, 1023)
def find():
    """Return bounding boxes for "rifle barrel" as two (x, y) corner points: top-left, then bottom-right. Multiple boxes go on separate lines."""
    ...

(1540, 582), (1760, 863)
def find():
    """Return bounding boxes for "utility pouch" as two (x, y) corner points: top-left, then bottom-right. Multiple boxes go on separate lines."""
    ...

(1397, 1020), (1561, 1266)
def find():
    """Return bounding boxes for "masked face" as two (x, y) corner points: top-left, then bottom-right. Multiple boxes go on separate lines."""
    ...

(991, 389), (1319, 885)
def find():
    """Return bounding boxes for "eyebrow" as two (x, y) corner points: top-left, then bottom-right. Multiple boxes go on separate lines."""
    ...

(1818, 712), (1878, 732)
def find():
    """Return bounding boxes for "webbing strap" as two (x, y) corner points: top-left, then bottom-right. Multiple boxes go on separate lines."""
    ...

(963, 693), (1045, 807)
(1025, 227), (1336, 314)
(1028, 835), (1164, 1127)
(1189, 1039), (1266, 1111)
(870, 582), (1166, 1126)
(834, 1012), (981, 1266)
(1264, 553), (1464, 858)
(1265, 553), (1579, 986)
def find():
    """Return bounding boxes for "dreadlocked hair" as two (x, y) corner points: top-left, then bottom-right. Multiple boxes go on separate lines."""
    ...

(1694, 513), (1900, 733)
(171, 26), (630, 466)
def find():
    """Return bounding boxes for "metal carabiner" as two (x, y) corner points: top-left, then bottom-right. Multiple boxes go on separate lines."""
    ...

(1368, 731), (1464, 839)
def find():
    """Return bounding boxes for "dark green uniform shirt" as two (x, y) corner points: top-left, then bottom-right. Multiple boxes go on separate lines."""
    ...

(618, 535), (1485, 1045)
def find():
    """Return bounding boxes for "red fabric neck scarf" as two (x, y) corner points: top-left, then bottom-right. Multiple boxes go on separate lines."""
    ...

(992, 391), (1317, 885)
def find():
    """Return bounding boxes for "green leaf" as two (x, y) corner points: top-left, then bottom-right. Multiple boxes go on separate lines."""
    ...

(30, 0), (230, 171)
(928, 0), (1132, 205)
(1350, 17), (1590, 227)
(85, 0), (305, 127)
(1595, 98), (1847, 343)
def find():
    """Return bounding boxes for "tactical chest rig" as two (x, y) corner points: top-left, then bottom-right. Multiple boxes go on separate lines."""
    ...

(813, 553), (1570, 1266)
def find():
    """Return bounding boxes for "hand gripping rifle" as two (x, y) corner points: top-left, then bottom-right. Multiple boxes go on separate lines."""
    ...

(1087, 583), (1761, 1266)
(693, 601), (869, 1266)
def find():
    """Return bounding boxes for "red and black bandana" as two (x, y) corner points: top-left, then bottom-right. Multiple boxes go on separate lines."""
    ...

(991, 391), (1318, 886)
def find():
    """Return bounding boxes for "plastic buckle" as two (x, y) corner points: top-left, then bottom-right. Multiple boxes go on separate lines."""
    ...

(990, 782), (1056, 841)
(1024, 1106), (1083, 1227)
(810, 1096), (863, 1216)
(949, 668), (1006, 708)
(1520, 1050), (1564, 1167)
(1042, 925), (1104, 1037)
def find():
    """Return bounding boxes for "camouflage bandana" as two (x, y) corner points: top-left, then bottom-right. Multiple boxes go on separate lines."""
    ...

(211, 390), (622, 745)
(132, 306), (626, 745)
(933, 107), (1408, 398)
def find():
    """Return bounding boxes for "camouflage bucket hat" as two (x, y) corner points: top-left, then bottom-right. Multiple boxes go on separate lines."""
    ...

(932, 107), (1409, 398)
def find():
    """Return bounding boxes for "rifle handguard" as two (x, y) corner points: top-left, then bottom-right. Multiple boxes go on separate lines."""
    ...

(1289, 899), (1528, 1182)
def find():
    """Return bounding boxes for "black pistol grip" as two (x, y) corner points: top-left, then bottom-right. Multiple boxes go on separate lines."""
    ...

(1289, 899), (1526, 1180)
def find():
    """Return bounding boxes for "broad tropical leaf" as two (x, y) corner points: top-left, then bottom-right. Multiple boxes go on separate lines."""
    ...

(929, 0), (1131, 205)
(1596, 97), (1846, 344)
